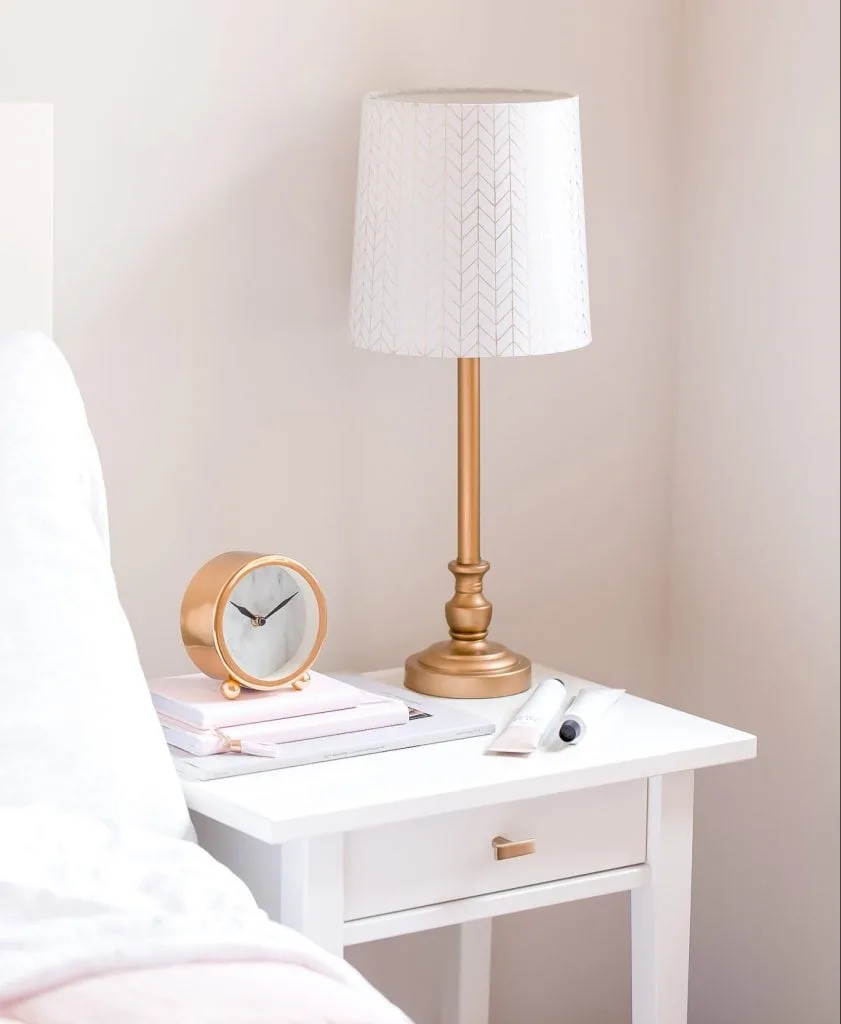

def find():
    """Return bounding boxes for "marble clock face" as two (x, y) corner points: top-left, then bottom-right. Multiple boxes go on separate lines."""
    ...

(220, 564), (315, 681)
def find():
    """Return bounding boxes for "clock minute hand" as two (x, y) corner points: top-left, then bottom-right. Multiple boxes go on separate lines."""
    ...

(263, 592), (299, 620)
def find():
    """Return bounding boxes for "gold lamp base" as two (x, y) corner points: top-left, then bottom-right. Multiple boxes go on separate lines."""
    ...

(403, 357), (532, 700)
(404, 557), (531, 699)
(405, 641), (531, 699)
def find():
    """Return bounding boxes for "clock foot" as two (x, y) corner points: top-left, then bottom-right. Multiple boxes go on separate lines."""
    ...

(291, 672), (311, 691)
(220, 679), (241, 700)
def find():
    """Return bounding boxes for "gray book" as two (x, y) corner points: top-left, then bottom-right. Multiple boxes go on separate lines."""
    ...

(171, 673), (494, 781)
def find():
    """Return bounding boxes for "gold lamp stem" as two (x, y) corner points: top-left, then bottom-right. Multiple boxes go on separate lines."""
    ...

(404, 358), (531, 698)
(446, 360), (492, 647)
(458, 358), (481, 565)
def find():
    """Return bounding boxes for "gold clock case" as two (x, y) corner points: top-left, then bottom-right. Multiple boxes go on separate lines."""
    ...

(180, 551), (328, 698)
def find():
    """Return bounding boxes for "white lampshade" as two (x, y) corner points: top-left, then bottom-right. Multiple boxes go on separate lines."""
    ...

(349, 89), (591, 358)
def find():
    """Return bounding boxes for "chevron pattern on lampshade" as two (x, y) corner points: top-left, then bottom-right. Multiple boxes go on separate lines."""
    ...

(349, 89), (591, 358)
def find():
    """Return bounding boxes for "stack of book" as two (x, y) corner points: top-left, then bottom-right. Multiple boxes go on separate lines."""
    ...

(149, 671), (494, 780)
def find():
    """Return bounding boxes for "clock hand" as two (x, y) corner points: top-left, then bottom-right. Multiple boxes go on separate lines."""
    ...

(231, 601), (259, 622)
(263, 592), (299, 620)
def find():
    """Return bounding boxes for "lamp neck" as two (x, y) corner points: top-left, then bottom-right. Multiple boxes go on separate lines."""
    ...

(457, 358), (481, 565)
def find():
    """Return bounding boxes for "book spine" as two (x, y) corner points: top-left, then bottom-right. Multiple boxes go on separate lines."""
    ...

(152, 695), (203, 728)
(225, 700), (408, 744)
(163, 701), (409, 756)
(161, 720), (224, 756)
(205, 694), (359, 729)
(175, 723), (492, 780)
(152, 692), (360, 730)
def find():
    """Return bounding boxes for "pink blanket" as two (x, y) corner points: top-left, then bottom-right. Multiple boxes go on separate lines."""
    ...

(0, 806), (408, 1024)
(6, 963), (404, 1024)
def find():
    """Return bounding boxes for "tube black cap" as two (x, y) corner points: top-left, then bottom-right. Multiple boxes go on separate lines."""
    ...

(559, 720), (580, 743)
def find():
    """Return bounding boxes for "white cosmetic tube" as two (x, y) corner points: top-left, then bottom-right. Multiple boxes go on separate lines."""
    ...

(558, 686), (625, 745)
(487, 677), (571, 754)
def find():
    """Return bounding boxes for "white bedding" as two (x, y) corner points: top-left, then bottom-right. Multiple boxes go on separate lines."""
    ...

(0, 331), (192, 840)
(0, 805), (407, 1023)
(0, 332), (409, 1020)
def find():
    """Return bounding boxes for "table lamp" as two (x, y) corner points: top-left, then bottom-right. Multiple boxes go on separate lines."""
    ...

(349, 89), (591, 698)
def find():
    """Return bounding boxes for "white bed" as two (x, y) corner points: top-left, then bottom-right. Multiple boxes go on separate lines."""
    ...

(0, 105), (407, 1024)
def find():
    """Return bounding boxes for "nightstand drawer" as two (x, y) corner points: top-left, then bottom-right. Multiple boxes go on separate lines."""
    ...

(344, 779), (647, 920)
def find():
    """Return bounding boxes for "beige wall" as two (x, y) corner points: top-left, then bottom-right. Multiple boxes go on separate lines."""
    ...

(3, 0), (837, 1021)
(671, 1), (840, 1022)
(0, 103), (52, 332)
(0, 2), (679, 1020)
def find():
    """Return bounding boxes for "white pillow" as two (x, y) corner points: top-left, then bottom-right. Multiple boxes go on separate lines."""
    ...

(0, 331), (192, 839)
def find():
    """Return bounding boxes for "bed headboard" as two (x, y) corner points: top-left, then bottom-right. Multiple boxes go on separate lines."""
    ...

(0, 103), (53, 333)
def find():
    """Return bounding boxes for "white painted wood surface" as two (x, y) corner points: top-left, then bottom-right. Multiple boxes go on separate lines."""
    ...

(279, 834), (345, 957)
(632, 771), (696, 1024)
(186, 666), (756, 1024)
(0, 104), (52, 333)
(343, 865), (649, 945)
(441, 920), (493, 1024)
(182, 665), (756, 843)
(345, 779), (646, 919)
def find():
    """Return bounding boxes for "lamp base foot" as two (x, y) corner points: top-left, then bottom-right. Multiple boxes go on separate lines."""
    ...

(404, 641), (531, 699)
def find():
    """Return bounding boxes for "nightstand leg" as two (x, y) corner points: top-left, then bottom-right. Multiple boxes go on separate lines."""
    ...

(631, 771), (695, 1024)
(441, 918), (493, 1024)
(279, 835), (345, 957)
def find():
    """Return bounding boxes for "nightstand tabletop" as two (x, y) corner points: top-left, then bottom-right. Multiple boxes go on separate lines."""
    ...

(181, 665), (756, 844)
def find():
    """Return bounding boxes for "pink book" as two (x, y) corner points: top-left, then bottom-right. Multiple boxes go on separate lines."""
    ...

(148, 671), (362, 729)
(159, 691), (410, 756)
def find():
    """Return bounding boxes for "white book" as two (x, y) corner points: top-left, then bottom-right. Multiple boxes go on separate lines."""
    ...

(149, 670), (360, 729)
(171, 674), (495, 780)
(161, 690), (409, 756)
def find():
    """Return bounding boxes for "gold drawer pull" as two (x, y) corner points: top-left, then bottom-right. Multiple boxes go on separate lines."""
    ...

(492, 835), (536, 860)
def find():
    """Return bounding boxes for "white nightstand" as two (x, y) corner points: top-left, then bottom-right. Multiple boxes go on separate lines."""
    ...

(185, 666), (756, 1024)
